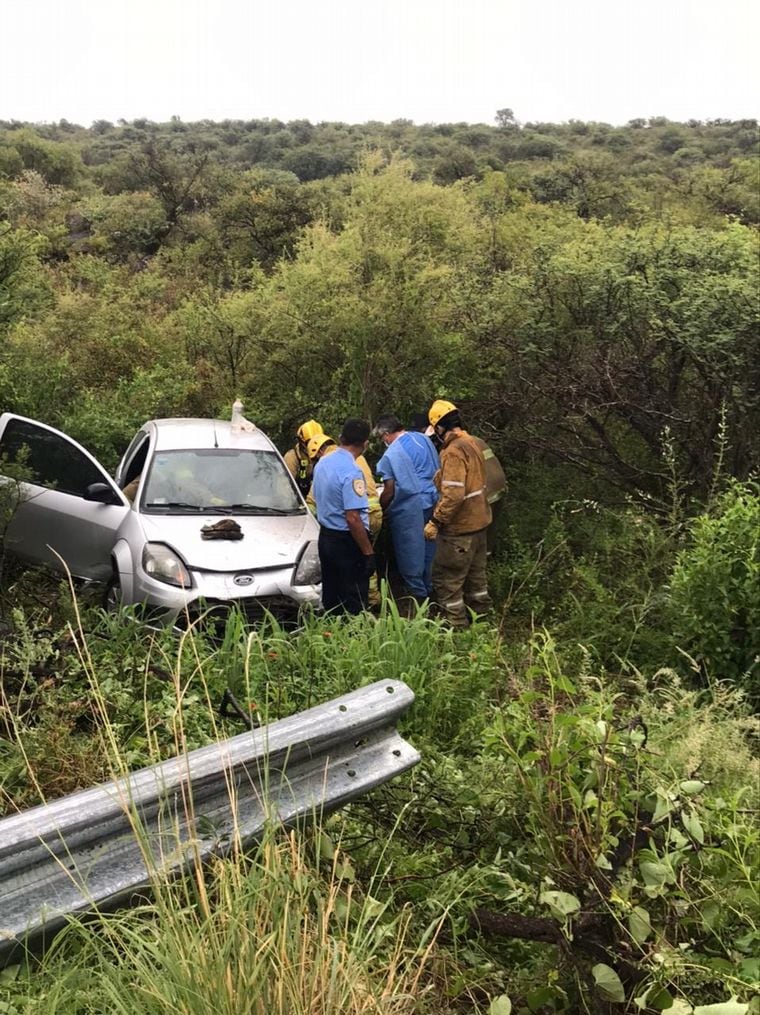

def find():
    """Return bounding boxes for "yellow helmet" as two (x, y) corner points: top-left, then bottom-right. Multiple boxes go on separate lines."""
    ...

(297, 419), (323, 444)
(307, 433), (336, 461)
(428, 399), (458, 427)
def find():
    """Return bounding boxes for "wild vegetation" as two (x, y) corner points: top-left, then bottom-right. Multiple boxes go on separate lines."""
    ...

(0, 114), (758, 1012)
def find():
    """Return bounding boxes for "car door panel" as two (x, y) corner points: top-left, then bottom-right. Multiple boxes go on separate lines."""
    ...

(0, 414), (129, 580)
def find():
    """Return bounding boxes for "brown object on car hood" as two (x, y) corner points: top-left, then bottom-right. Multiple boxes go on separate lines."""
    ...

(201, 519), (244, 540)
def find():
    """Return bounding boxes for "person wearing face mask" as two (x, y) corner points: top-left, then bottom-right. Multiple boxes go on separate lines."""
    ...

(374, 414), (439, 602)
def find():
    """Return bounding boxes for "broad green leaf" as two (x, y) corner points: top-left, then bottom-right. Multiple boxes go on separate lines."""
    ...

(668, 826), (690, 849)
(336, 858), (355, 882)
(527, 986), (560, 1011)
(629, 728), (646, 749)
(664, 1001), (693, 1014)
(647, 986), (674, 1009)
(628, 905), (652, 944)
(640, 860), (673, 888)
(488, 997), (512, 1015)
(584, 789), (599, 809)
(653, 787), (676, 823)
(317, 830), (336, 860)
(693, 1000), (749, 1015)
(682, 809), (705, 844)
(738, 956), (759, 980)
(679, 780), (706, 795)
(592, 963), (625, 1003)
(539, 890), (581, 920)
(363, 895), (386, 919)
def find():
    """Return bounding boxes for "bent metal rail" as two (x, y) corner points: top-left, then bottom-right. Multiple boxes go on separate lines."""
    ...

(0, 679), (419, 964)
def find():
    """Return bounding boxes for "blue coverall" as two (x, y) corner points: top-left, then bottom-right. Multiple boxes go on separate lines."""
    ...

(377, 431), (439, 598)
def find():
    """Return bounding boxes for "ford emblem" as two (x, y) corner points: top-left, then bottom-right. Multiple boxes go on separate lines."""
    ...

(233, 574), (254, 587)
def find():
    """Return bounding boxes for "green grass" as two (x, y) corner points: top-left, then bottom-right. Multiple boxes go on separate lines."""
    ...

(1, 583), (758, 1013)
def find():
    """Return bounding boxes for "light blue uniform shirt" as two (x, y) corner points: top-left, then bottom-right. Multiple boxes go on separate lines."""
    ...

(312, 448), (369, 531)
(377, 431), (439, 513)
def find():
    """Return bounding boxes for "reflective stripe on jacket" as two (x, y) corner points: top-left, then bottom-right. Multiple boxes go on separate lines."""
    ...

(432, 429), (491, 535)
(283, 446), (312, 496)
(469, 436), (507, 505)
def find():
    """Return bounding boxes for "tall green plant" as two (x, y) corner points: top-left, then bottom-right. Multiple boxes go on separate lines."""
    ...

(669, 482), (760, 704)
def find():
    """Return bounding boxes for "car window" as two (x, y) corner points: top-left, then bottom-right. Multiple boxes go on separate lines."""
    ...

(142, 449), (304, 513)
(122, 435), (150, 486)
(0, 418), (106, 497)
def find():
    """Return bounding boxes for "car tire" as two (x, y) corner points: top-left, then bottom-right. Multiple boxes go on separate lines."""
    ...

(102, 572), (122, 612)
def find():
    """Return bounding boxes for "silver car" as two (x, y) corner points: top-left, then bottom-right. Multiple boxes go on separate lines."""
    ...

(0, 413), (322, 626)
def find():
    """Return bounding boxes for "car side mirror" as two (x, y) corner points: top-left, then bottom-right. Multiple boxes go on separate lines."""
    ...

(84, 482), (121, 505)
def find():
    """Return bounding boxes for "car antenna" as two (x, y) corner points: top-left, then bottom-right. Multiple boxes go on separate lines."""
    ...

(212, 420), (219, 448)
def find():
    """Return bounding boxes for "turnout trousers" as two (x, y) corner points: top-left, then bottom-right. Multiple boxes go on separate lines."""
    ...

(432, 528), (492, 628)
(318, 527), (369, 615)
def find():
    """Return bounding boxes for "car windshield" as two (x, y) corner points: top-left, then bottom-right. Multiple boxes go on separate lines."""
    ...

(141, 449), (304, 514)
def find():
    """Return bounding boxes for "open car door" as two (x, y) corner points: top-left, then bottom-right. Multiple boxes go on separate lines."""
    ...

(0, 414), (130, 582)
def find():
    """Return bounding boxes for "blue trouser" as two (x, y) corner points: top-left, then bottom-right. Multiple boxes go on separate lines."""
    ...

(389, 497), (431, 599)
(318, 527), (369, 615)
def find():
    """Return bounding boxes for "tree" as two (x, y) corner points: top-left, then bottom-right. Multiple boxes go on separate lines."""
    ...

(214, 170), (314, 271)
(6, 129), (81, 186)
(235, 155), (479, 429)
(495, 108), (518, 130)
(0, 227), (52, 334)
(464, 213), (760, 504)
(128, 138), (215, 227)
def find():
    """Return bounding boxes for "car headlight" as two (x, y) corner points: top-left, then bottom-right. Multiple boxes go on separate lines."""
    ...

(292, 540), (321, 585)
(142, 543), (192, 588)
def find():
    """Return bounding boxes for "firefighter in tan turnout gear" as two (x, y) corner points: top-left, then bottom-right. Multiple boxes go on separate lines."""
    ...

(283, 419), (323, 497)
(424, 400), (493, 627)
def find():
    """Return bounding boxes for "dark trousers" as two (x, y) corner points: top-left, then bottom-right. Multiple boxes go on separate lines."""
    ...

(318, 527), (369, 615)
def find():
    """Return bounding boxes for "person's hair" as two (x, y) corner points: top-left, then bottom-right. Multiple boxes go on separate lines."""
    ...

(438, 410), (463, 432)
(409, 412), (429, 432)
(373, 414), (403, 437)
(340, 418), (370, 446)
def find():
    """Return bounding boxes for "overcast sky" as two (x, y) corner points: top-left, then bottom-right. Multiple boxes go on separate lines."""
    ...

(3, 0), (758, 127)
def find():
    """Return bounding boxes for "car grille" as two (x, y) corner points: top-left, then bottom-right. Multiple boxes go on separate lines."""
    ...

(176, 595), (304, 631)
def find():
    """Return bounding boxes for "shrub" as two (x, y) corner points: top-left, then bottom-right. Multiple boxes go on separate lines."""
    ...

(669, 482), (760, 704)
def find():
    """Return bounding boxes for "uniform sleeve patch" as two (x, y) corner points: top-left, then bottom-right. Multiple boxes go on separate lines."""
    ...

(353, 478), (366, 497)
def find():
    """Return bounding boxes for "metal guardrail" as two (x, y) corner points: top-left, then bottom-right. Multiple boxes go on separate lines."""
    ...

(0, 679), (419, 965)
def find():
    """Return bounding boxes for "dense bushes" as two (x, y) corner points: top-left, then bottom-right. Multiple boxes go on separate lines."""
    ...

(670, 482), (760, 704)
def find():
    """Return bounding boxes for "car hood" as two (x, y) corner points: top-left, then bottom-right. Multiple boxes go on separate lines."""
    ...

(138, 512), (317, 571)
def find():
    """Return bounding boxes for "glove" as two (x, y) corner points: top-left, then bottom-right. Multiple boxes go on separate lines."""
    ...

(423, 520), (438, 541)
(363, 553), (377, 578)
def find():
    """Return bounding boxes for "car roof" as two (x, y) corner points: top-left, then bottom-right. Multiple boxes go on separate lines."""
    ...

(146, 419), (278, 453)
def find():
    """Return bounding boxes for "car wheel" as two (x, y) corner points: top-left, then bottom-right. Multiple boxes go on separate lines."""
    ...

(102, 572), (122, 612)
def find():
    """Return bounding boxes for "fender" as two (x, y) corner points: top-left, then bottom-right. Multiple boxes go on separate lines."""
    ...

(110, 538), (135, 601)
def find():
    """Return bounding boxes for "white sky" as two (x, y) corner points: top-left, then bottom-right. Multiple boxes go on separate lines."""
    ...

(2, 0), (758, 126)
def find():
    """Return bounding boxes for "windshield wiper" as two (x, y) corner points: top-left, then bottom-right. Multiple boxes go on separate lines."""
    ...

(199, 503), (303, 515)
(144, 501), (203, 511)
